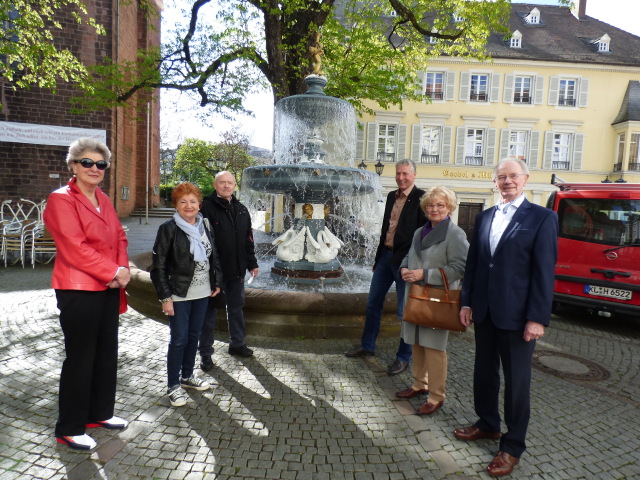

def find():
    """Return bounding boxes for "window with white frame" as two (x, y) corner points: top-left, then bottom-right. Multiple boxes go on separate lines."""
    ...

(510, 30), (522, 49)
(513, 76), (532, 104)
(470, 74), (489, 102)
(377, 124), (396, 162)
(597, 34), (611, 52)
(465, 129), (484, 165)
(617, 133), (626, 169)
(630, 133), (640, 170)
(420, 126), (441, 164)
(526, 8), (540, 24)
(553, 133), (572, 169)
(558, 79), (576, 106)
(453, 13), (464, 22)
(425, 72), (444, 100)
(509, 131), (528, 161)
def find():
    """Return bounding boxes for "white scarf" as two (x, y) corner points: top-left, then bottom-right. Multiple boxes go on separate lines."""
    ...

(173, 212), (207, 262)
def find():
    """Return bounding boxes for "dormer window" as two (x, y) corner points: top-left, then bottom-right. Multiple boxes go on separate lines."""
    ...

(597, 33), (611, 52)
(526, 8), (540, 25)
(510, 30), (522, 48)
(453, 13), (465, 23)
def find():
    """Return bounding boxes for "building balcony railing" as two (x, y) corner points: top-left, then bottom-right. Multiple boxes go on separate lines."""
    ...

(420, 154), (440, 164)
(469, 93), (488, 102)
(552, 161), (570, 170)
(465, 156), (484, 166)
(613, 162), (623, 172)
(513, 95), (531, 104)
(558, 97), (576, 106)
(377, 152), (396, 162)
(425, 91), (444, 100)
(629, 162), (640, 171)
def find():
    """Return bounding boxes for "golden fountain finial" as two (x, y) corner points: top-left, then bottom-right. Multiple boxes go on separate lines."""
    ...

(309, 31), (323, 75)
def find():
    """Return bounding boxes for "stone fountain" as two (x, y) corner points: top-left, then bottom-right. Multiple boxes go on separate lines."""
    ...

(127, 75), (400, 338)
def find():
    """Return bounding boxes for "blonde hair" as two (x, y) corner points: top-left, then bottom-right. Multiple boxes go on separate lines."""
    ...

(420, 186), (457, 213)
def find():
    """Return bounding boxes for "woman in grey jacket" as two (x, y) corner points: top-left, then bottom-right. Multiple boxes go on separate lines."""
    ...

(396, 186), (469, 415)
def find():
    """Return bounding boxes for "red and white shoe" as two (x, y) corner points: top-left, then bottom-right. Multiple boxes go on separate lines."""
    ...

(56, 434), (97, 450)
(86, 416), (128, 430)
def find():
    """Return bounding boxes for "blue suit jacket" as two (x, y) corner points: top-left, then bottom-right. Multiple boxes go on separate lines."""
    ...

(461, 198), (558, 330)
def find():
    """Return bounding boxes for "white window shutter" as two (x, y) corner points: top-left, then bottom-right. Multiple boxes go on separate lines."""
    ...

(490, 74), (501, 103)
(441, 126), (452, 164)
(503, 75), (514, 103)
(573, 133), (585, 170)
(485, 128), (497, 166)
(355, 122), (365, 161)
(499, 129), (510, 160)
(534, 75), (545, 105)
(367, 122), (377, 161)
(411, 124), (422, 163)
(543, 132), (554, 169)
(548, 76), (559, 106)
(415, 71), (425, 97)
(578, 78), (589, 108)
(397, 124), (408, 160)
(528, 130), (541, 168)
(459, 72), (470, 101)
(455, 127), (466, 164)
(445, 71), (456, 101)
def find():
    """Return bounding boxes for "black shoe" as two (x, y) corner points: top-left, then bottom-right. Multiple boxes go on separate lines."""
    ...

(228, 345), (254, 357)
(345, 347), (375, 358)
(387, 359), (409, 376)
(200, 355), (214, 371)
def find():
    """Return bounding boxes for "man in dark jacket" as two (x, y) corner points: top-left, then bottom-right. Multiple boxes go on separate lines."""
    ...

(198, 171), (259, 367)
(345, 159), (426, 375)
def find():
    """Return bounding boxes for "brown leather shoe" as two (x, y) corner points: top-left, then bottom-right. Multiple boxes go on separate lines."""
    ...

(454, 425), (501, 441)
(486, 451), (519, 477)
(416, 400), (443, 415)
(395, 387), (428, 399)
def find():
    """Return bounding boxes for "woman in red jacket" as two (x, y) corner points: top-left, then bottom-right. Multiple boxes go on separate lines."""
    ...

(43, 138), (130, 451)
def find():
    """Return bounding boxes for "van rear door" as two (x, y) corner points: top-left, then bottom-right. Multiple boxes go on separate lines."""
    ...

(554, 192), (640, 315)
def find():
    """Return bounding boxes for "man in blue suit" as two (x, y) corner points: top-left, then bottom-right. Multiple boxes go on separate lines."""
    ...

(455, 159), (558, 477)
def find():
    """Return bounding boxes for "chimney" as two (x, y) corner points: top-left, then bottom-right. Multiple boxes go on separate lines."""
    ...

(572, 0), (587, 20)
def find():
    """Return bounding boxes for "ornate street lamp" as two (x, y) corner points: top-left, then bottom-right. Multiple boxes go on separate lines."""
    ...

(601, 176), (612, 183)
(615, 175), (627, 183)
(357, 160), (367, 170)
(374, 159), (385, 176)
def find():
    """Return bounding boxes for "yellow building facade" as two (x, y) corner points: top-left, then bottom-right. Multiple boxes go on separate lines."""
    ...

(356, 3), (640, 231)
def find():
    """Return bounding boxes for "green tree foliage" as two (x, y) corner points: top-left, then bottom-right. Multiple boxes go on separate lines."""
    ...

(173, 131), (254, 194)
(0, 0), (104, 91)
(78, 0), (571, 115)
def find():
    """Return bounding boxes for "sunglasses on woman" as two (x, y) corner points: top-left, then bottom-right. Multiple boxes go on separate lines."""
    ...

(74, 158), (109, 170)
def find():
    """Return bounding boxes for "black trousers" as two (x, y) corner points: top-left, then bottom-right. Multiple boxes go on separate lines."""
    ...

(54, 288), (120, 437)
(473, 318), (536, 458)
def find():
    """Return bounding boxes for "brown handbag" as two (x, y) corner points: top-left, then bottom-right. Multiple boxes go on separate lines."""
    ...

(403, 268), (466, 332)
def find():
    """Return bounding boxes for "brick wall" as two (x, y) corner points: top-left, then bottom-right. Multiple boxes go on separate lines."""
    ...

(0, 0), (161, 217)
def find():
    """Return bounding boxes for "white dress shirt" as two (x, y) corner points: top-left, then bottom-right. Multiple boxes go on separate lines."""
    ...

(489, 194), (525, 255)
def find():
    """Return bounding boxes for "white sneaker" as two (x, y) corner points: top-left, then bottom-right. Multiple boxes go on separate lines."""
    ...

(56, 434), (97, 450)
(86, 416), (128, 429)
(180, 375), (210, 391)
(168, 385), (187, 407)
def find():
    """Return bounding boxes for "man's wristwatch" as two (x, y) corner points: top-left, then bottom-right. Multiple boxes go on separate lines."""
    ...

(160, 298), (172, 303)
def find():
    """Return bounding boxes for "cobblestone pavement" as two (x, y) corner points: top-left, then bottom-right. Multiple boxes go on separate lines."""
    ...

(1, 216), (639, 479)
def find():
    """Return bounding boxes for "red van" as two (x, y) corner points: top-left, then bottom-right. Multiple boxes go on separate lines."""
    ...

(546, 175), (640, 317)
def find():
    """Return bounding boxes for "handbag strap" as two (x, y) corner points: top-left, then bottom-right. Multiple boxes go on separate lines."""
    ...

(437, 268), (451, 295)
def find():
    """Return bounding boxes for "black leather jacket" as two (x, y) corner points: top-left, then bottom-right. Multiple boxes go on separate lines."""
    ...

(151, 219), (223, 299)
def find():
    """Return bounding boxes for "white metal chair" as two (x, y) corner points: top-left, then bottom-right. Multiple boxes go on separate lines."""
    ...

(24, 222), (57, 268)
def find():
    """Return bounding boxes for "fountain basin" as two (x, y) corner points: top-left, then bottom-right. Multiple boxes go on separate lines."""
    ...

(127, 253), (401, 339)
(243, 164), (378, 203)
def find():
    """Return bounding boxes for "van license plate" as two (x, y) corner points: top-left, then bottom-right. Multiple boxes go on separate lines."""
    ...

(584, 285), (632, 300)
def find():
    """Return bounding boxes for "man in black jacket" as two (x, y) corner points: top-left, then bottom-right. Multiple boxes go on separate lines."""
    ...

(346, 159), (426, 375)
(198, 171), (259, 367)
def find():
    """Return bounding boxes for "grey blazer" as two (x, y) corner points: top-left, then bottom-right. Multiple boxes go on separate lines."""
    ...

(399, 218), (469, 350)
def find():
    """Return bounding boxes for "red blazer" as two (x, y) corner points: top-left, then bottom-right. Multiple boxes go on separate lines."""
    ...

(44, 178), (129, 309)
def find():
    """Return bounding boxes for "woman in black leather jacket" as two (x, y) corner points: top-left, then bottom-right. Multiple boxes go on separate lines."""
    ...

(151, 182), (223, 407)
